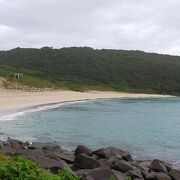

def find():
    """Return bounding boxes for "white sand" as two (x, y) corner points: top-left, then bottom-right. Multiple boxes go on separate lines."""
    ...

(0, 87), (172, 116)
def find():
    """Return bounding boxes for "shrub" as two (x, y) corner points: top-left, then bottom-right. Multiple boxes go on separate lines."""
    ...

(0, 153), (79, 180)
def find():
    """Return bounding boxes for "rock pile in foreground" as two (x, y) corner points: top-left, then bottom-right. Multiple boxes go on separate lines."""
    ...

(0, 138), (180, 180)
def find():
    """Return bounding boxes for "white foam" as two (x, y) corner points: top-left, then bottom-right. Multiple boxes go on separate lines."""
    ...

(0, 100), (88, 121)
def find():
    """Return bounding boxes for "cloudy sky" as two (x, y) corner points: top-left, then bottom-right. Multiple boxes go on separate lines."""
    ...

(0, 0), (180, 55)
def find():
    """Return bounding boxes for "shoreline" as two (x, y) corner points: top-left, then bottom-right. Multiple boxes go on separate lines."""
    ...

(0, 89), (173, 117)
(0, 96), (176, 122)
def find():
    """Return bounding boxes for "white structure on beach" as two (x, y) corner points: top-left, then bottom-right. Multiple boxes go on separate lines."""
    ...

(14, 73), (23, 79)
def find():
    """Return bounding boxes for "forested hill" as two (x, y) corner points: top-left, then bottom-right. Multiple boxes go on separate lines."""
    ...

(0, 47), (180, 95)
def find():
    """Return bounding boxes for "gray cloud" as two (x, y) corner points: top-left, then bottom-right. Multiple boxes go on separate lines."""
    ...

(0, 0), (180, 55)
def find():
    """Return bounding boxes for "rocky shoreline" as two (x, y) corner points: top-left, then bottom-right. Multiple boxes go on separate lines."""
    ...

(0, 138), (179, 180)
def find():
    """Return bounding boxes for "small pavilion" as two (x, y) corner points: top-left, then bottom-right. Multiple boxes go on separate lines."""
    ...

(14, 73), (23, 80)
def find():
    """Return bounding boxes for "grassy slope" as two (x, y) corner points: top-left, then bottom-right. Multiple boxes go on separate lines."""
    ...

(1, 47), (180, 94)
(0, 151), (80, 180)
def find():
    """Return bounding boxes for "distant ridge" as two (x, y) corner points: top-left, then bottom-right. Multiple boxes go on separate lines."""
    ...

(0, 47), (180, 95)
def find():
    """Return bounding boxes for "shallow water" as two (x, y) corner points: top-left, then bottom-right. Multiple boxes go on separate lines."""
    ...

(0, 98), (180, 166)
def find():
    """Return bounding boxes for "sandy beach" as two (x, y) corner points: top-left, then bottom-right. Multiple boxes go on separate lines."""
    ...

(0, 86), (172, 117)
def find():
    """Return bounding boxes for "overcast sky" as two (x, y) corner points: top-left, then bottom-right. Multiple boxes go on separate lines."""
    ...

(0, 0), (180, 55)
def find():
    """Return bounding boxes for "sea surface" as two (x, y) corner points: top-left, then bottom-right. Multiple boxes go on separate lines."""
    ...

(0, 98), (180, 166)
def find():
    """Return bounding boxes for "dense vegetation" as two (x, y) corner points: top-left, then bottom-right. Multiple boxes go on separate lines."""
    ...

(0, 152), (79, 180)
(1, 47), (180, 94)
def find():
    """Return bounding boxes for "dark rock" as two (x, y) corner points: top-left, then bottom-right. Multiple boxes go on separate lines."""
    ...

(24, 141), (30, 147)
(15, 148), (74, 164)
(43, 144), (60, 151)
(75, 145), (93, 156)
(74, 153), (100, 169)
(134, 164), (149, 173)
(149, 159), (168, 173)
(123, 153), (133, 162)
(46, 152), (74, 164)
(156, 173), (171, 180)
(29, 142), (44, 149)
(29, 142), (61, 150)
(141, 170), (150, 179)
(98, 159), (111, 168)
(14, 149), (45, 157)
(93, 147), (133, 161)
(93, 147), (122, 158)
(3, 141), (11, 147)
(2, 146), (15, 156)
(7, 138), (24, 146)
(134, 160), (152, 178)
(137, 160), (152, 168)
(25, 154), (72, 174)
(112, 170), (128, 180)
(146, 172), (172, 180)
(125, 169), (143, 179)
(75, 169), (91, 176)
(113, 159), (134, 173)
(158, 160), (173, 172)
(146, 172), (157, 180)
(83, 167), (121, 180)
(61, 149), (74, 155)
(169, 169), (180, 180)
(108, 156), (122, 166)
(91, 154), (99, 160)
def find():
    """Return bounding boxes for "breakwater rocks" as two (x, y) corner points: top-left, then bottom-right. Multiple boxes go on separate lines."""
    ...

(0, 138), (180, 180)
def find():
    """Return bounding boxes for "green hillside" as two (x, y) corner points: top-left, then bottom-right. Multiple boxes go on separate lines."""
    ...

(0, 47), (180, 94)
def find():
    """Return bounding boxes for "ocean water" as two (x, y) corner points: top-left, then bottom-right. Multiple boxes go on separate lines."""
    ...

(0, 98), (180, 166)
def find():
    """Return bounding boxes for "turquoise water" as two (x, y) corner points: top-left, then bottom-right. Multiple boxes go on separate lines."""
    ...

(0, 98), (180, 166)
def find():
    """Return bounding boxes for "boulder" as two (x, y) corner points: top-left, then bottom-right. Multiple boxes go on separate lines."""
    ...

(91, 154), (99, 159)
(98, 159), (111, 168)
(146, 172), (157, 180)
(43, 144), (61, 153)
(15, 148), (74, 164)
(108, 156), (122, 166)
(61, 149), (74, 155)
(137, 160), (152, 168)
(2, 146), (15, 156)
(122, 153), (134, 162)
(113, 159), (134, 173)
(24, 141), (30, 147)
(93, 147), (133, 161)
(149, 159), (168, 173)
(83, 167), (121, 180)
(141, 170), (150, 179)
(169, 169), (180, 180)
(4, 139), (27, 151)
(158, 160), (173, 172)
(75, 145), (93, 156)
(146, 172), (172, 180)
(25, 154), (71, 174)
(75, 169), (91, 176)
(29, 142), (61, 151)
(46, 152), (74, 164)
(7, 138), (24, 147)
(125, 169), (143, 179)
(134, 163), (149, 173)
(74, 153), (100, 169)
(3, 141), (11, 147)
(14, 149), (45, 157)
(156, 173), (172, 180)
(112, 170), (128, 180)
